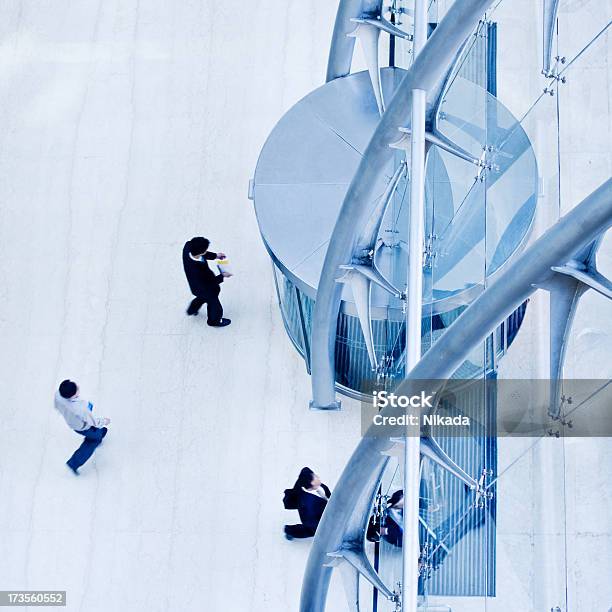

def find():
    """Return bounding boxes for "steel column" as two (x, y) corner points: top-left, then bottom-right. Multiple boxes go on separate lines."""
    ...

(402, 0), (428, 605)
(311, 0), (496, 409)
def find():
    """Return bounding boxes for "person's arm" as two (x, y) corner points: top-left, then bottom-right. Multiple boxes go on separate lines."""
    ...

(204, 251), (218, 260)
(300, 501), (321, 531)
(76, 399), (110, 428)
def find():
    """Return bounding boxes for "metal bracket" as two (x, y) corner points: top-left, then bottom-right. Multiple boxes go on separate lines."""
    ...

(354, 16), (413, 40)
(544, 235), (612, 418)
(336, 264), (404, 370)
(348, 20), (385, 115)
(424, 233), (438, 269)
(340, 264), (403, 297)
(390, 127), (481, 168)
(336, 266), (377, 369)
(551, 263), (612, 300)
(474, 468), (495, 509)
(376, 354), (396, 386)
(326, 546), (397, 602)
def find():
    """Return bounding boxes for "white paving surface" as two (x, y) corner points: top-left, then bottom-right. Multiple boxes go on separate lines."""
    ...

(0, 2), (362, 611)
(1, 1), (611, 612)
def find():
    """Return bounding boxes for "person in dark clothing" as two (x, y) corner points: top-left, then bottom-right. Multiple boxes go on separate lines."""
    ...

(182, 236), (232, 326)
(53, 380), (110, 475)
(283, 467), (331, 540)
(382, 489), (404, 547)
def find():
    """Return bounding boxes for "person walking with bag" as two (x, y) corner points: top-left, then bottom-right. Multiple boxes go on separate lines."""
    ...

(283, 467), (331, 540)
(182, 236), (232, 327)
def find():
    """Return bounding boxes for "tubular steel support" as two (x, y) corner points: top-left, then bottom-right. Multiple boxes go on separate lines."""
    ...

(310, 0), (497, 409)
(402, 0), (428, 606)
(300, 178), (612, 612)
(327, 0), (383, 82)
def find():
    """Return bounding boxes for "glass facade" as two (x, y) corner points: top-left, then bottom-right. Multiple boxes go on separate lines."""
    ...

(363, 1), (611, 610)
(254, 0), (611, 609)
(272, 263), (526, 400)
(268, 10), (530, 402)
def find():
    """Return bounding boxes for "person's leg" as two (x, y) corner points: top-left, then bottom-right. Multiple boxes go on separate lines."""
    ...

(284, 524), (316, 539)
(206, 294), (224, 325)
(67, 427), (105, 472)
(187, 296), (205, 316)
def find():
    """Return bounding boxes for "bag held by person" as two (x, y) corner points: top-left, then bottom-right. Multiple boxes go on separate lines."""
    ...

(283, 488), (299, 510)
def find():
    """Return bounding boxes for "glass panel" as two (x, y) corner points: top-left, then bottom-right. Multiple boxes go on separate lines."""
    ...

(492, 0), (557, 121)
(362, 4), (609, 611)
(427, 21), (491, 610)
(557, 23), (611, 215)
(374, 150), (410, 385)
(557, 0), (611, 73)
(492, 14), (561, 245)
(272, 265), (305, 355)
(377, 456), (404, 611)
(421, 379), (493, 610)
(485, 433), (569, 610)
(555, 17), (612, 591)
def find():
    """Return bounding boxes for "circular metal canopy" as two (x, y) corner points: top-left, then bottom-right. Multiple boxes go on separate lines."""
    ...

(253, 67), (537, 316)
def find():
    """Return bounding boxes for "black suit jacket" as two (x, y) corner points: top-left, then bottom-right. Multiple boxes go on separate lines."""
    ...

(297, 485), (331, 531)
(182, 244), (224, 298)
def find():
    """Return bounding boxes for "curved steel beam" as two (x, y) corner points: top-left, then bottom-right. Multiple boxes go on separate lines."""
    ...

(311, 0), (498, 409)
(300, 178), (612, 612)
(326, 0), (383, 82)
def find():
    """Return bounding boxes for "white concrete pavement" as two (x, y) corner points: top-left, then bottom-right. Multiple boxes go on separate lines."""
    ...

(0, 2), (362, 611)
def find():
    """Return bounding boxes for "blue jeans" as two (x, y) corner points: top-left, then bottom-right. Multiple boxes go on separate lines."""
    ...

(67, 426), (107, 470)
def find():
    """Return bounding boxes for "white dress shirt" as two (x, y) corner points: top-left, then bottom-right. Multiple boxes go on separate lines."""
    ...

(54, 392), (107, 432)
(302, 486), (328, 500)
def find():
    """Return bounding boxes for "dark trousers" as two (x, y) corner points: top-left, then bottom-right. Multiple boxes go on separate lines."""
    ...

(188, 294), (223, 323)
(67, 426), (108, 470)
(284, 524), (316, 539)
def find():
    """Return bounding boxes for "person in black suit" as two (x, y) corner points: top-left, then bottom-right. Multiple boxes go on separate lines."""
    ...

(283, 467), (331, 540)
(182, 236), (232, 327)
(382, 489), (404, 547)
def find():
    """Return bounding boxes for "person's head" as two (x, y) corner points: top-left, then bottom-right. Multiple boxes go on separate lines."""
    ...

(295, 467), (321, 490)
(58, 379), (78, 399)
(388, 489), (404, 509)
(310, 473), (322, 488)
(189, 236), (210, 258)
